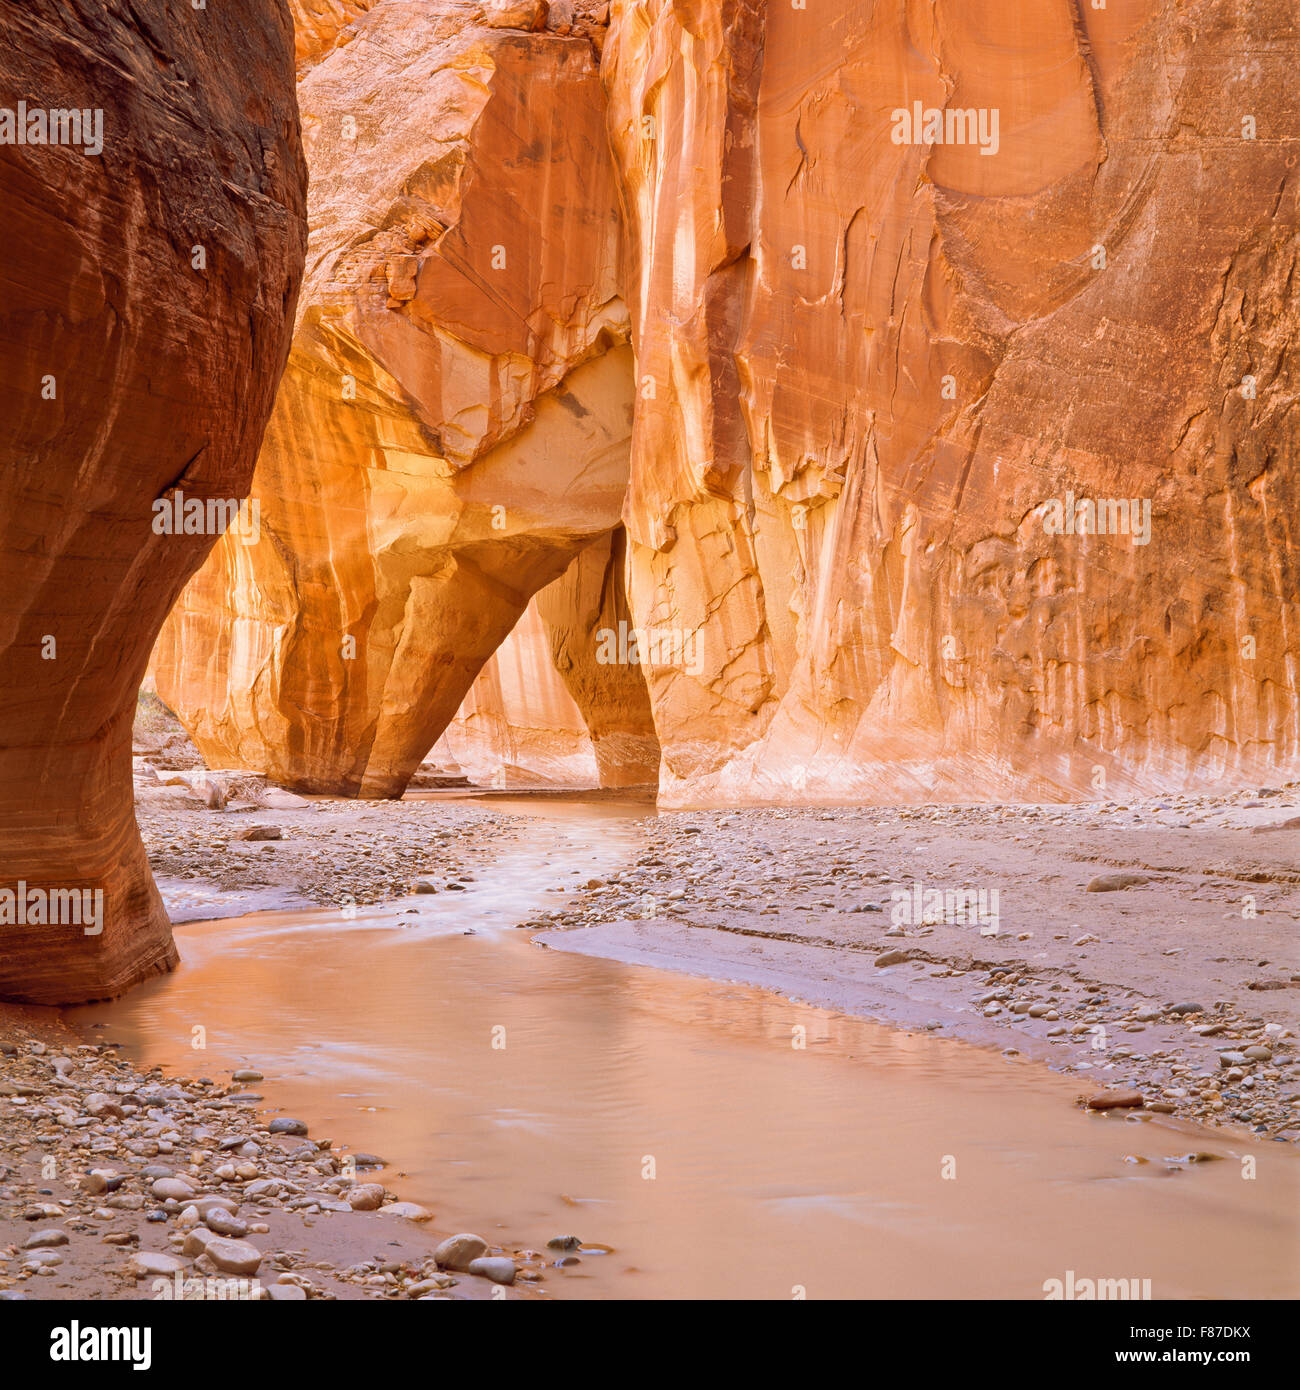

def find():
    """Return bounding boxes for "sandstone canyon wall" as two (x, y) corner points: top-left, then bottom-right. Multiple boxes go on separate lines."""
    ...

(605, 0), (1299, 804)
(153, 0), (636, 798)
(155, 0), (1297, 808)
(0, 0), (306, 1002)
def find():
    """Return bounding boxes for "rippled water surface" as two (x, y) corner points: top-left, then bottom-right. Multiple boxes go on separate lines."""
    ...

(78, 800), (1299, 1299)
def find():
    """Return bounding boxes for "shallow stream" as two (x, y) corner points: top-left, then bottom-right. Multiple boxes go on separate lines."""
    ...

(77, 799), (1299, 1299)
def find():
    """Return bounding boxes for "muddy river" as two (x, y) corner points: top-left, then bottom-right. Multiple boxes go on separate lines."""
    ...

(77, 800), (1299, 1299)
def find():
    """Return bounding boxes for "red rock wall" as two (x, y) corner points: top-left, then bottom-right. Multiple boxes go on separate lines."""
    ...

(0, 0), (306, 1002)
(605, 0), (1300, 803)
(154, 0), (633, 798)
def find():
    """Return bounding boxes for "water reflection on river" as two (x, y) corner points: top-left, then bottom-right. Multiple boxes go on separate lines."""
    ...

(77, 800), (1299, 1299)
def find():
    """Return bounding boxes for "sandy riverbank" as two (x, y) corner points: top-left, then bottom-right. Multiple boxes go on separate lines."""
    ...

(528, 789), (1300, 1142)
(140, 768), (1300, 1142)
(5, 704), (1295, 1299)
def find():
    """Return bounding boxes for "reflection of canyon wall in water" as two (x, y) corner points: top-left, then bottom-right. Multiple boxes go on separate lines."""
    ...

(153, 0), (634, 798)
(607, 0), (1299, 803)
(159, 0), (1297, 807)
(436, 529), (660, 787)
(0, 0), (306, 1003)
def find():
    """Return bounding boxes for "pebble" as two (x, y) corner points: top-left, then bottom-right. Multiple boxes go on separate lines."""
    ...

(406, 1276), (455, 1298)
(240, 824), (283, 841)
(347, 1183), (386, 1211)
(151, 1177), (197, 1202)
(467, 1256), (517, 1285)
(202, 1235), (263, 1276)
(1085, 873), (1150, 892)
(81, 1170), (122, 1196)
(434, 1233), (489, 1269)
(874, 949), (911, 967)
(130, 1251), (188, 1277)
(377, 1201), (432, 1222)
(82, 1092), (125, 1119)
(23, 1228), (69, 1249)
(204, 1209), (249, 1238)
(190, 1195), (240, 1218)
(1086, 1090), (1145, 1110)
(267, 1117), (308, 1136)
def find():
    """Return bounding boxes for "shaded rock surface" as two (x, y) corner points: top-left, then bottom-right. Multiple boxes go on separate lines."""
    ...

(435, 528), (660, 788)
(0, 0), (307, 1003)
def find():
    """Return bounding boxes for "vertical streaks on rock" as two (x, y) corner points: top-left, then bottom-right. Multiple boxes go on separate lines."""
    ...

(605, 0), (1300, 803)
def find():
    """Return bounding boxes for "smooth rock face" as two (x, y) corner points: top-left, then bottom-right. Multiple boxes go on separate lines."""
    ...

(0, 0), (307, 1003)
(604, 0), (1300, 804)
(153, 0), (633, 799)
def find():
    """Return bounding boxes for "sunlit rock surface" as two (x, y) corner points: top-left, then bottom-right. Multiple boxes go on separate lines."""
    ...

(288, 0), (378, 72)
(437, 529), (659, 787)
(605, 0), (1300, 804)
(0, 0), (306, 1002)
(154, 0), (631, 798)
(158, 0), (1296, 810)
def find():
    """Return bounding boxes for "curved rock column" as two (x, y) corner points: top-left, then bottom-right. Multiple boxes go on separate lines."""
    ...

(154, 0), (633, 798)
(438, 529), (661, 787)
(0, 0), (306, 1003)
(534, 528), (661, 787)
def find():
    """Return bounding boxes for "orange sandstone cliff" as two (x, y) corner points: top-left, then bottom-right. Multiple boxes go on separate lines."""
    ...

(606, 0), (1299, 803)
(0, 0), (306, 1002)
(157, 0), (1298, 806)
(154, 0), (635, 797)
